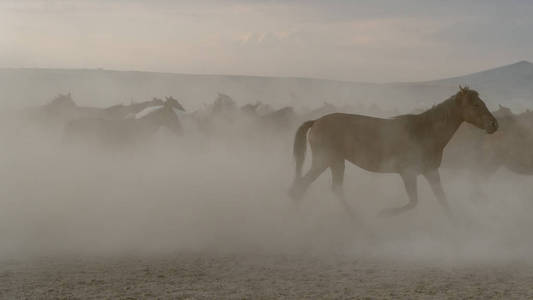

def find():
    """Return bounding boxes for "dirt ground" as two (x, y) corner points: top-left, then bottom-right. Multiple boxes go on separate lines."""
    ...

(1, 252), (533, 299)
(2, 125), (533, 299)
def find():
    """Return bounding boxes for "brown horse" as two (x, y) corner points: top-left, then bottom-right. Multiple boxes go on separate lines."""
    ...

(289, 86), (498, 217)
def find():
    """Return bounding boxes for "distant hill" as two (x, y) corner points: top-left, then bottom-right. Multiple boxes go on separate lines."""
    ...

(418, 60), (533, 106)
(1, 61), (532, 112)
(429, 60), (533, 86)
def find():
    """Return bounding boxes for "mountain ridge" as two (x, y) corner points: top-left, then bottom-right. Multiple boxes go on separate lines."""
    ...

(1, 61), (532, 111)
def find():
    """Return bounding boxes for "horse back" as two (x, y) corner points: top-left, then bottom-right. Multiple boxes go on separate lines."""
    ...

(308, 113), (432, 173)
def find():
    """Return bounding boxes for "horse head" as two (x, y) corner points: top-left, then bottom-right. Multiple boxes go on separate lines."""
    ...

(165, 97), (185, 112)
(156, 103), (183, 135)
(135, 104), (182, 136)
(455, 85), (498, 134)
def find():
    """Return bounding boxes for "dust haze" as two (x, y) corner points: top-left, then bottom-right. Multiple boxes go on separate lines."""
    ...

(3, 1), (533, 297)
(1, 92), (532, 266)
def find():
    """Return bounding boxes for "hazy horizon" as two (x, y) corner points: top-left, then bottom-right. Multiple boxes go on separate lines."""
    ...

(1, 59), (531, 84)
(2, 0), (533, 82)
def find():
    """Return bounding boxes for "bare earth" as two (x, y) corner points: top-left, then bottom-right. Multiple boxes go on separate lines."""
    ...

(1, 253), (532, 299)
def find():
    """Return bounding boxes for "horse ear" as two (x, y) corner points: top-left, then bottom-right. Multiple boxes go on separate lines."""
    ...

(499, 104), (503, 109)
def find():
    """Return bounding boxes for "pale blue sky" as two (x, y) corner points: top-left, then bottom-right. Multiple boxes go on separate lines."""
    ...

(1, 0), (532, 82)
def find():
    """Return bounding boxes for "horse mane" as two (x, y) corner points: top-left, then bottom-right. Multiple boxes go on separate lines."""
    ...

(395, 95), (457, 124)
(393, 91), (464, 138)
(397, 86), (479, 123)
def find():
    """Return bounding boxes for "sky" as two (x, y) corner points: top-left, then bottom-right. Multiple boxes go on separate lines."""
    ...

(1, 0), (532, 82)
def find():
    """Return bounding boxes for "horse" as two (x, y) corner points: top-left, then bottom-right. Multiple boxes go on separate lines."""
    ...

(64, 99), (182, 147)
(289, 86), (498, 217)
(241, 102), (262, 116)
(212, 93), (237, 115)
(241, 102), (274, 117)
(103, 97), (165, 120)
(24, 94), (167, 127)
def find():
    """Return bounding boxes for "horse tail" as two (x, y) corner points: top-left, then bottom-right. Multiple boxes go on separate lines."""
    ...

(293, 120), (314, 180)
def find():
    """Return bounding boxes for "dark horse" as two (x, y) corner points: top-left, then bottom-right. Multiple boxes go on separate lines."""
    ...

(289, 86), (498, 217)
(64, 100), (182, 146)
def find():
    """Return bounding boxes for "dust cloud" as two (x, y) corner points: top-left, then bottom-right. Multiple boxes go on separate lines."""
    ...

(0, 103), (532, 267)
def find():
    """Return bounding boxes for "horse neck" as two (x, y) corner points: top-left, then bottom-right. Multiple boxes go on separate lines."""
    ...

(416, 97), (463, 149)
(132, 102), (153, 112)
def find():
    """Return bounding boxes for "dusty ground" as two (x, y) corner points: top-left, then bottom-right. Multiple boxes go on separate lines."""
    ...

(1, 252), (533, 299)
(2, 129), (533, 299)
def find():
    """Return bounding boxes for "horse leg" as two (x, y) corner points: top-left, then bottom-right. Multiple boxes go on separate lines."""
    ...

(379, 172), (418, 217)
(330, 159), (356, 219)
(289, 152), (329, 201)
(423, 169), (452, 218)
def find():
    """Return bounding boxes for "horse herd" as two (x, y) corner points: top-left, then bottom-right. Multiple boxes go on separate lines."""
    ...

(21, 92), (297, 143)
(18, 86), (533, 217)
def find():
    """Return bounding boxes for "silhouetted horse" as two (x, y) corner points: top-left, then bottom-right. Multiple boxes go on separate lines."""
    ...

(24, 94), (171, 132)
(241, 102), (273, 117)
(289, 86), (498, 217)
(241, 102), (262, 116)
(104, 97), (165, 119)
(64, 100), (182, 147)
